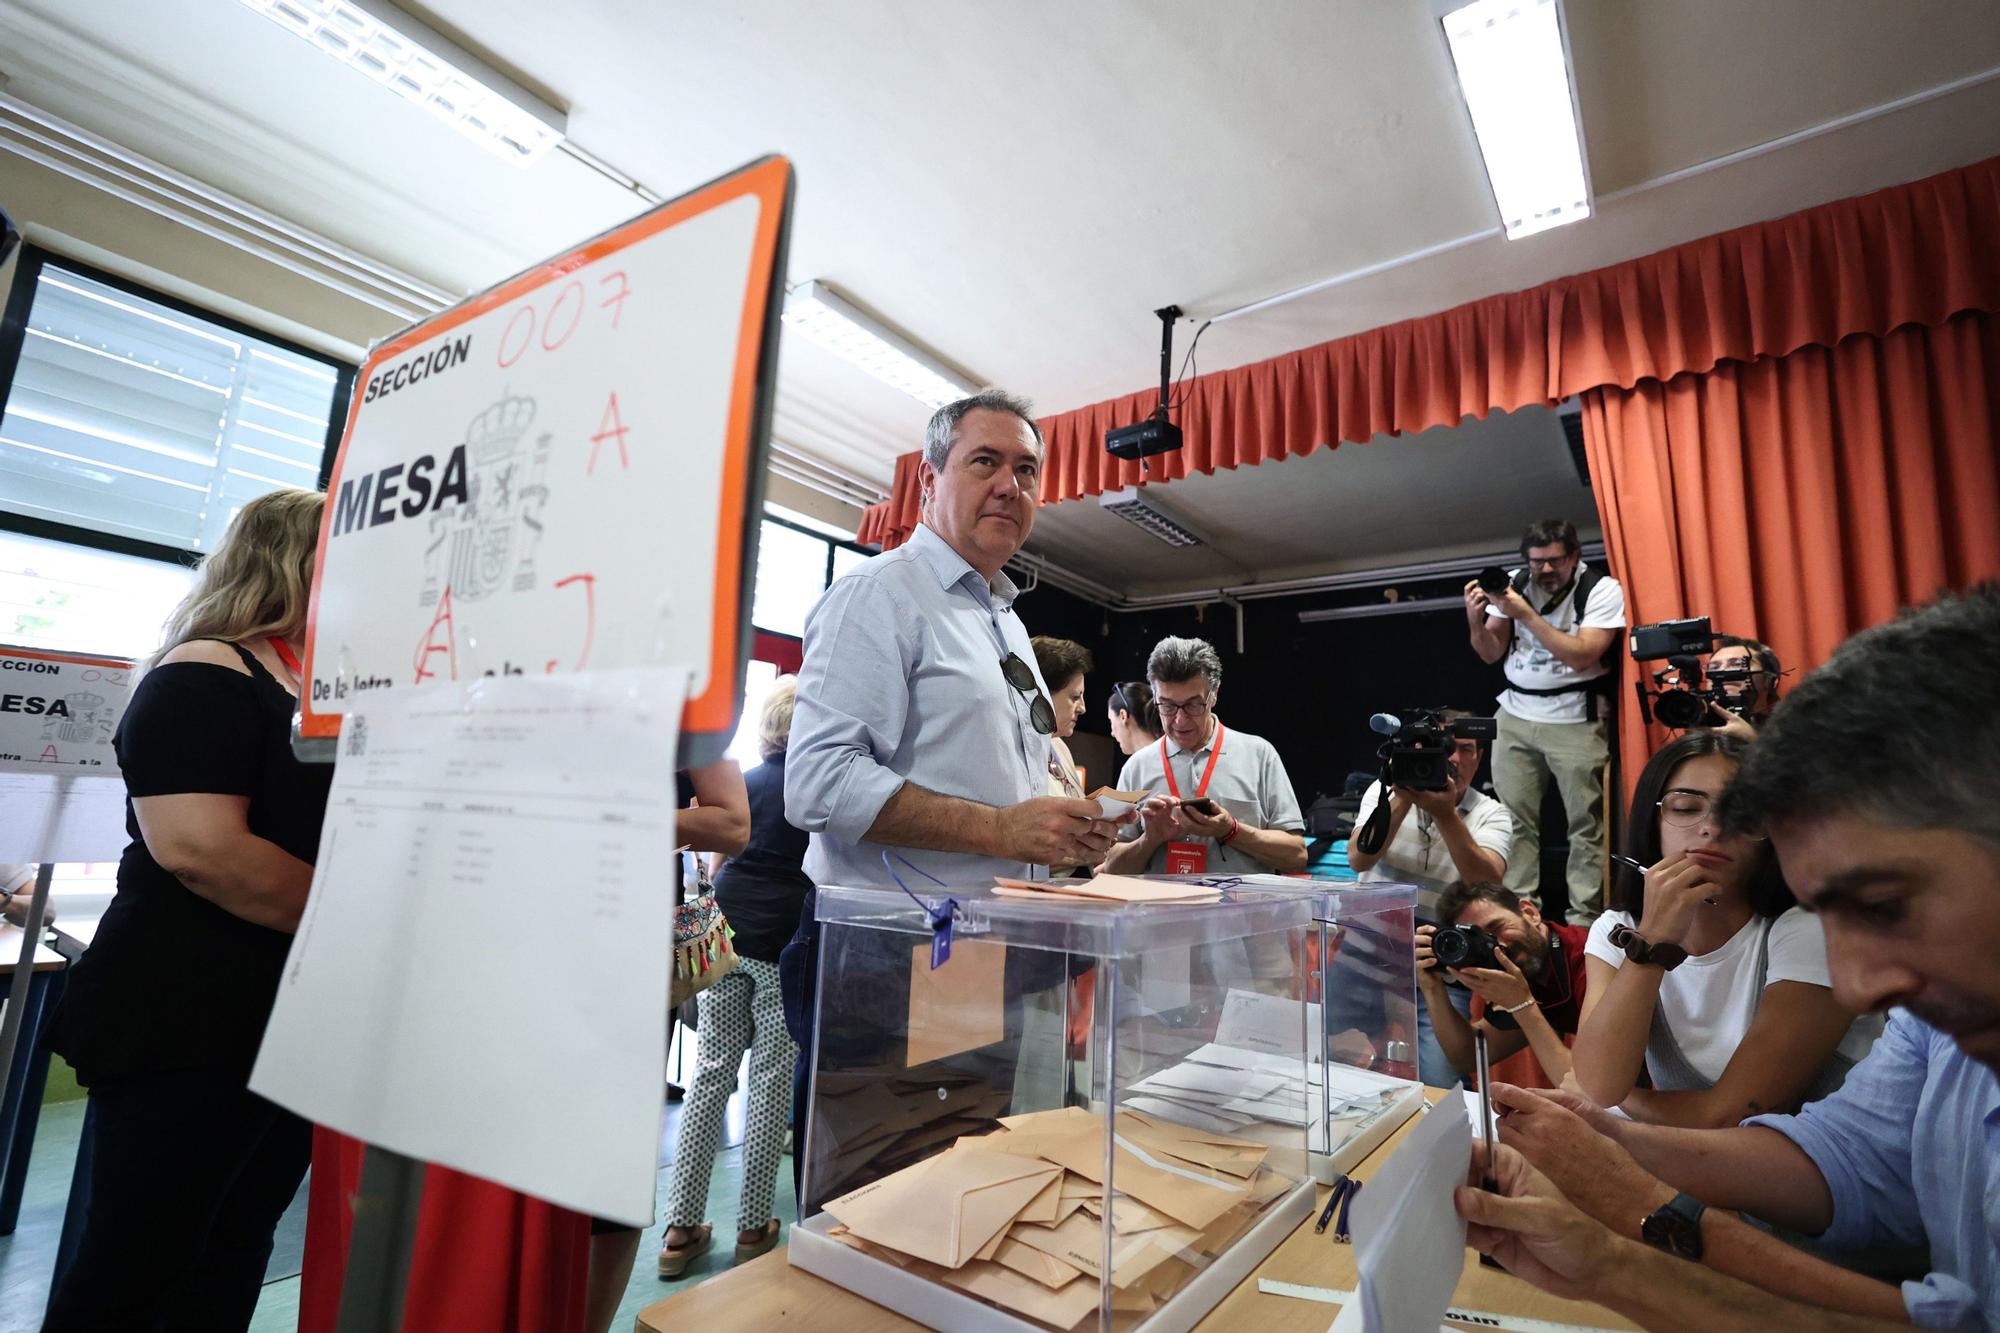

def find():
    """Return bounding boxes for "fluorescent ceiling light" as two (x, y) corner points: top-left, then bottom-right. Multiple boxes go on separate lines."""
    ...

(237, 0), (566, 165)
(1438, 0), (1592, 239)
(1099, 489), (1205, 549)
(782, 281), (979, 411)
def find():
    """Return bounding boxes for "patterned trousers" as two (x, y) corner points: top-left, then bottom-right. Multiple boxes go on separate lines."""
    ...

(664, 957), (797, 1233)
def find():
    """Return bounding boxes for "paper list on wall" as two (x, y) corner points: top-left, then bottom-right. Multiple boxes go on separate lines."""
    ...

(250, 667), (689, 1225)
(0, 773), (129, 863)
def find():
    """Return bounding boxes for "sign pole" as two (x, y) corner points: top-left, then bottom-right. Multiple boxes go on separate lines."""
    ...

(285, 152), (792, 1329)
(0, 861), (54, 1115)
(334, 1147), (425, 1333)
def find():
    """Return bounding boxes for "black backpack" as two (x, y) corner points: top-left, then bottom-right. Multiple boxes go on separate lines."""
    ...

(1502, 565), (1619, 698)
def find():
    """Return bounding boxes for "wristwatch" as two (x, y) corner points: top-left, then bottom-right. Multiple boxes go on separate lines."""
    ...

(1640, 1192), (1706, 1260)
(1608, 923), (1688, 972)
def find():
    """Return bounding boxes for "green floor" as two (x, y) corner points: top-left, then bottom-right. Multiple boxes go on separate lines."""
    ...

(0, 1065), (794, 1333)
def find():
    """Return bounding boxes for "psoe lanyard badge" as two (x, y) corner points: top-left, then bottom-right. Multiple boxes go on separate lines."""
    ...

(1161, 725), (1224, 873)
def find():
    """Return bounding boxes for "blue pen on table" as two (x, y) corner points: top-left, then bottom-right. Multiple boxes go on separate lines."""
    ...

(1334, 1179), (1362, 1242)
(1313, 1174), (1351, 1235)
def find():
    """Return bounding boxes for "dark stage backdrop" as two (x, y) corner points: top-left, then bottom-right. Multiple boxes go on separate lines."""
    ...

(1014, 581), (1511, 809)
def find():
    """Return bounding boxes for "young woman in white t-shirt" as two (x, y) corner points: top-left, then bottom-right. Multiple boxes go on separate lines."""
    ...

(1572, 731), (1880, 1127)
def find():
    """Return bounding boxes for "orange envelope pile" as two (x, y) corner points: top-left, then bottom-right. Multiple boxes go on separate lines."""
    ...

(823, 1106), (1294, 1329)
(992, 875), (1222, 905)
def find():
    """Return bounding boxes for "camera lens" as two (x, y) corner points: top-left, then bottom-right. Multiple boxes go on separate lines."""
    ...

(1653, 688), (1709, 730)
(1477, 566), (1509, 595)
(1433, 923), (1497, 972)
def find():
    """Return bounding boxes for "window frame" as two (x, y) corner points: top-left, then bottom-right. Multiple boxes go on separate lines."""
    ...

(0, 243), (356, 567)
(760, 509), (870, 599)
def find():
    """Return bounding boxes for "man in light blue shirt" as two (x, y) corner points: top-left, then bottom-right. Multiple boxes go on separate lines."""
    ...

(1450, 585), (2000, 1331)
(779, 390), (1122, 1209)
(785, 389), (1118, 887)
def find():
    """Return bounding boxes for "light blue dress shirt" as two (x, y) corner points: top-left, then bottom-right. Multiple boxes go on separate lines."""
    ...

(1746, 1009), (2000, 1329)
(785, 522), (1052, 891)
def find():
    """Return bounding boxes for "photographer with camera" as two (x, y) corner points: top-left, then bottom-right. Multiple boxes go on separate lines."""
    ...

(1466, 519), (1625, 924)
(1706, 634), (1781, 736)
(1633, 618), (1784, 743)
(1347, 714), (1512, 1085)
(1416, 881), (1588, 1088)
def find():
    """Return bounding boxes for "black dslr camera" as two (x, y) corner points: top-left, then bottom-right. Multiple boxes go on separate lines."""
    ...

(1629, 616), (1754, 730)
(1376, 708), (1497, 793)
(1432, 922), (1501, 971)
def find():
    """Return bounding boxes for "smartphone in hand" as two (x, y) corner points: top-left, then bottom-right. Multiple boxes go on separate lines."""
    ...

(1180, 797), (1222, 817)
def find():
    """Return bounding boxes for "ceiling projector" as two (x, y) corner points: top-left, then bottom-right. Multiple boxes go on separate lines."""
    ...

(1106, 416), (1183, 461)
(1105, 304), (1188, 461)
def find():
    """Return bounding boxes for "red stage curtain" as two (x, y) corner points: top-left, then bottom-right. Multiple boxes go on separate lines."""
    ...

(1031, 155), (2000, 505)
(1581, 310), (2000, 807)
(855, 452), (922, 549)
(857, 157), (2000, 543)
(868, 154), (1992, 544)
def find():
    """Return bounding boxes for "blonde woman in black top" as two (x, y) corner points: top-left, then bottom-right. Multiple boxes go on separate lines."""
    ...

(46, 488), (332, 1333)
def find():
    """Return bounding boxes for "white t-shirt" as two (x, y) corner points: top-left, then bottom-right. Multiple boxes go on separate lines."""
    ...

(1352, 780), (1513, 921)
(1585, 908), (1883, 1089)
(1490, 562), (1626, 724)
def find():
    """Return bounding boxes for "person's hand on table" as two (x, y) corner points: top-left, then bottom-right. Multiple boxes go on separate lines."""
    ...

(1456, 1141), (1623, 1303)
(1329, 1028), (1378, 1066)
(1493, 1083), (1670, 1237)
(0, 894), (51, 928)
(1531, 1081), (1626, 1140)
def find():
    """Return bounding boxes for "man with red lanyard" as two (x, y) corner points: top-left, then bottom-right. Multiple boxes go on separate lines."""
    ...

(1102, 636), (1307, 877)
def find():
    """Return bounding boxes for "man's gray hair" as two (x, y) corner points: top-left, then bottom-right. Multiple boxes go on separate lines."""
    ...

(922, 388), (1045, 473)
(1148, 636), (1223, 694)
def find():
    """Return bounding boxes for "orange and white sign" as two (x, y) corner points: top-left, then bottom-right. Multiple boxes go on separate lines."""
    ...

(0, 644), (133, 776)
(0, 643), (133, 862)
(300, 156), (793, 765)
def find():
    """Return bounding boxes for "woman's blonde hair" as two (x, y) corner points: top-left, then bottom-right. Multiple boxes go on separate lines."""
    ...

(153, 488), (325, 666)
(758, 676), (798, 760)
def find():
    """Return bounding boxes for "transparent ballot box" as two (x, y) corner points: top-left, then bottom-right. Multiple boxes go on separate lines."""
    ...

(1140, 875), (1424, 1181)
(790, 883), (1318, 1333)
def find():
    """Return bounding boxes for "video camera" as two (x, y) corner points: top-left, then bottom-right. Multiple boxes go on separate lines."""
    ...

(1367, 709), (1498, 793)
(1352, 708), (1497, 857)
(1629, 616), (1756, 729)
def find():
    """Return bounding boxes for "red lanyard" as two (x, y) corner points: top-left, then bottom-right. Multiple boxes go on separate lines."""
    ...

(268, 637), (303, 678)
(1160, 724), (1225, 799)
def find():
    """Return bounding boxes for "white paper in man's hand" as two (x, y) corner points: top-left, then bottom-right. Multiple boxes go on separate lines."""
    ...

(250, 668), (689, 1225)
(1463, 1088), (1500, 1143)
(1334, 1091), (1471, 1333)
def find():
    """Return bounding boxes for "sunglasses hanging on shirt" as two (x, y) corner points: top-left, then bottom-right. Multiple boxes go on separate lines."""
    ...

(1000, 653), (1057, 735)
